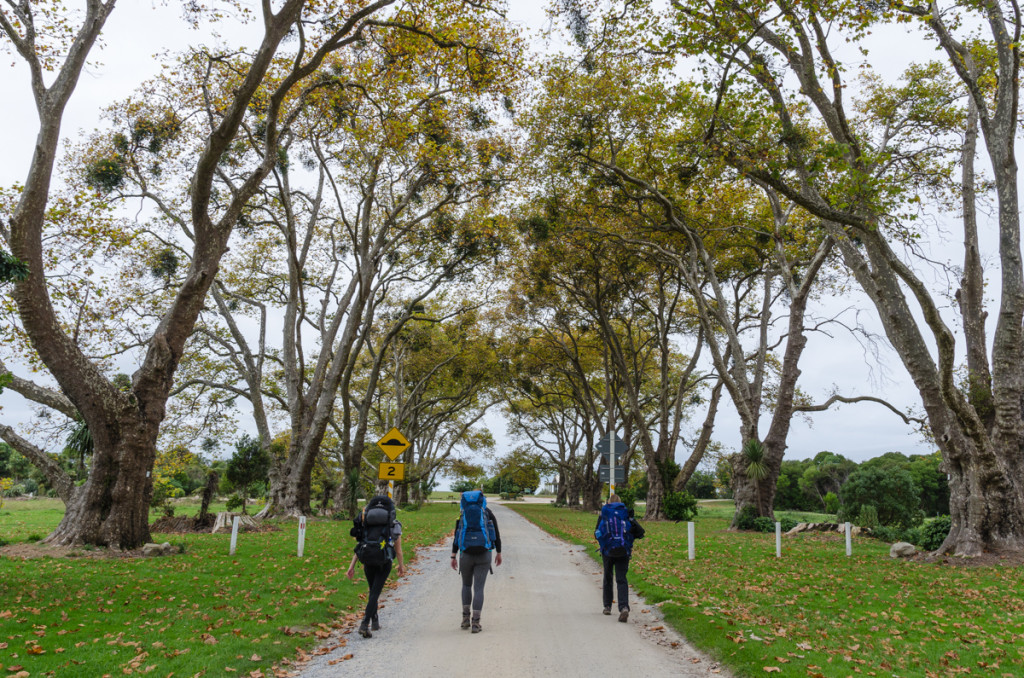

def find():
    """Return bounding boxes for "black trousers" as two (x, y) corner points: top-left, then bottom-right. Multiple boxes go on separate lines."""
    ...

(602, 554), (630, 611)
(362, 560), (392, 623)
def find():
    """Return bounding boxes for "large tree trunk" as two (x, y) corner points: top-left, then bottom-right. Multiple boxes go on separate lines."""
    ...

(581, 471), (602, 511)
(944, 436), (1024, 554)
(45, 424), (156, 548)
(262, 441), (317, 518)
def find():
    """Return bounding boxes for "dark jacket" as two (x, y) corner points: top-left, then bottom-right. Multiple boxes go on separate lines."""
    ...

(452, 507), (502, 554)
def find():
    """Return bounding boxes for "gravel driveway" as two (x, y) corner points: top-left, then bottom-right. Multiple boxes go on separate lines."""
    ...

(294, 502), (730, 677)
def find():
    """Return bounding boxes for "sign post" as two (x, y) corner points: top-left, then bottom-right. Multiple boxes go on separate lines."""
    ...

(230, 515), (240, 556)
(377, 427), (410, 500)
(297, 515), (307, 558)
(596, 434), (627, 495)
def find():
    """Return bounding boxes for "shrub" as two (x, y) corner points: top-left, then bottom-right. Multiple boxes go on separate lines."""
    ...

(917, 515), (951, 551)
(450, 479), (476, 493)
(823, 492), (840, 515)
(752, 516), (775, 532)
(735, 505), (760, 530)
(663, 491), (698, 522)
(26, 534), (42, 543)
(871, 525), (902, 543)
(616, 487), (637, 513)
(225, 494), (244, 512)
(902, 527), (922, 546)
(840, 465), (921, 529)
(857, 504), (879, 529)
(779, 517), (798, 532)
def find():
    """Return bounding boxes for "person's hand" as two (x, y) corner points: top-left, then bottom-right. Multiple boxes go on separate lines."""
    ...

(450, 555), (458, 571)
(345, 565), (355, 581)
(397, 563), (406, 577)
(495, 553), (503, 567)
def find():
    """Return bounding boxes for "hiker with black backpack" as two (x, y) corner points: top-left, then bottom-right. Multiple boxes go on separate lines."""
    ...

(450, 489), (502, 633)
(346, 494), (405, 638)
(594, 493), (645, 622)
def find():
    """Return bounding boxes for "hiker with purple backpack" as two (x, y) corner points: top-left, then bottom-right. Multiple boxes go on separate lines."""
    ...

(450, 489), (502, 633)
(594, 493), (645, 622)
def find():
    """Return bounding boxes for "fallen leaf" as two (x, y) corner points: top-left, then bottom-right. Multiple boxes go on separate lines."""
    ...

(763, 668), (780, 673)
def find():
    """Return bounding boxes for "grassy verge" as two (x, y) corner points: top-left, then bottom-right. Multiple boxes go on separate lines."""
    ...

(507, 503), (1024, 678)
(0, 499), (458, 677)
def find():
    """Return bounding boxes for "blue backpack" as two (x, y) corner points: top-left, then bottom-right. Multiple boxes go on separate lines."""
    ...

(458, 490), (496, 554)
(595, 502), (634, 556)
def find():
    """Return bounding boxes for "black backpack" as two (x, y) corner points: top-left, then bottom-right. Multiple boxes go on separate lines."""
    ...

(352, 496), (396, 565)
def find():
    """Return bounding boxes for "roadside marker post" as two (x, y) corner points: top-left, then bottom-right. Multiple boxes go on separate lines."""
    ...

(230, 516), (240, 556)
(377, 427), (411, 502)
(687, 521), (695, 560)
(776, 522), (782, 558)
(845, 522), (852, 556)
(297, 516), (307, 558)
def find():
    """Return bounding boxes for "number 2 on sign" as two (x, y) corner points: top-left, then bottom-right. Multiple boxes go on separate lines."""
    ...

(378, 462), (405, 480)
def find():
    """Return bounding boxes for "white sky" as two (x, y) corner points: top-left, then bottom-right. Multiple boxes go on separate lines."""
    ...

(0, 1), (956, 473)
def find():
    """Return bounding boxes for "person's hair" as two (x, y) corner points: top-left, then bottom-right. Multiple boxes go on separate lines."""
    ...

(608, 493), (620, 503)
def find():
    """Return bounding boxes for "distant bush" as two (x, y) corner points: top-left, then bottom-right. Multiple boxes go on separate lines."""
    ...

(779, 517), (798, 533)
(752, 516), (775, 532)
(917, 515), (951, 551)
(823, 492), (839, 515)
(450, 480), (476, 494)
(840, 466), (921, 529)
(857, 505), (879, 529)
(735, 505), (760, 530)
(616, 487), (638, 513)
(871, 525), (902, 543)
(663, 491), (698, 522)
(902, 527), (922, 546)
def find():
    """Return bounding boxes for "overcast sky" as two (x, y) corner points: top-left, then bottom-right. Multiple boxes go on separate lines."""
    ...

(1, 1), (950, 468)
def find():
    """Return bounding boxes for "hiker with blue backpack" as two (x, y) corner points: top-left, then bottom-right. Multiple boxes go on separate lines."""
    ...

(450, 489), (502, 633)
(595, 493), (645, 622)
(346, 494), (405, 639)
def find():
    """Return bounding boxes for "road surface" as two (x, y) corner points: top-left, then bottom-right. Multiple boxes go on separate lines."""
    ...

(295, 502), (730, 677)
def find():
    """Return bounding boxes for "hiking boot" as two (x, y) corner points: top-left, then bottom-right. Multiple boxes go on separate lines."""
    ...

(603, 607), (611, 615)
(371, 615), (380, 631)
(471, 621), (482, 634)
(461, 616), (472, 629)
(358, 622), (372, 638)
(618, 608), (629, 623)
(461, 605), (472, 629)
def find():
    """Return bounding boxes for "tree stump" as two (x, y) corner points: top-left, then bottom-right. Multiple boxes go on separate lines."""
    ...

(211, 511), (261, 534)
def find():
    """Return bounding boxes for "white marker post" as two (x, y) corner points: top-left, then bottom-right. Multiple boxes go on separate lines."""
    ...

(388, 480), (394, 500)
(845, 522), (852, 557)
(229, 515), (240, 556)
(687, 521), (695, 560)
(297, 515), (307, 558)
(776, 521), (782, 558)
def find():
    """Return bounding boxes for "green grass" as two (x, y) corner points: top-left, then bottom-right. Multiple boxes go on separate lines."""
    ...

(0, 499), (459, 677)
(508, 503), (1024, 678)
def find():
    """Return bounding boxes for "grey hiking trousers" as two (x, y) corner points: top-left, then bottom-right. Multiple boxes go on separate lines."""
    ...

(458, 550), (492, 614)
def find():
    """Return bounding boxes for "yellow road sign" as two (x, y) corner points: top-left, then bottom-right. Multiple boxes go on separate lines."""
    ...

(377, 427), (410, 461)
(378, 462), (405, 481)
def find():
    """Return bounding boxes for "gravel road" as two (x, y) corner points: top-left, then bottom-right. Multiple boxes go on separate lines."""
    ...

(295, 502), (730, 678)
